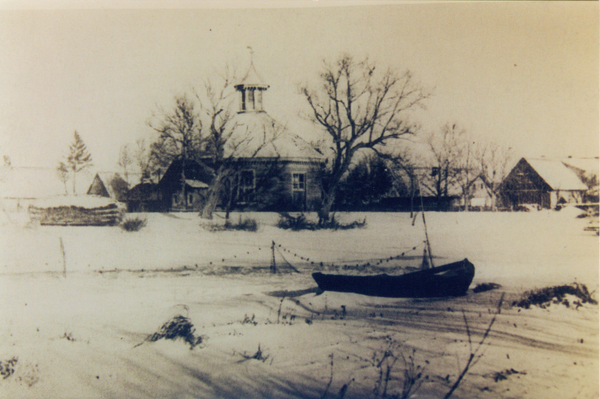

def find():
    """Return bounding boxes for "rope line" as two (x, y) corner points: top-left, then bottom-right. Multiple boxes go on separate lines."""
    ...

(274, 241), (425, 271)
(274, 246), (301, 273)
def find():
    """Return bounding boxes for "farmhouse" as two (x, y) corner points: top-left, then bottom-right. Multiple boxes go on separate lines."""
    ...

(462, 175), (494, 210)
(499, 157), (589, 210)
(154, 61), (324, 213)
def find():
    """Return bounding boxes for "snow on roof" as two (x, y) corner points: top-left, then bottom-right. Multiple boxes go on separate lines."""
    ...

(32, 195), (116, 209)
(225, 112), (324, 161)
(0, 167), (93, 198)
(526, 158), (588, 191)
(185, 179), (209, 189)
(562, 158), (599, 174)
(90, 172), (125, 198)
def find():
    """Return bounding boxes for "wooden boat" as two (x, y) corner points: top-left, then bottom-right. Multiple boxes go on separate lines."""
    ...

(312, 258), (475, 298)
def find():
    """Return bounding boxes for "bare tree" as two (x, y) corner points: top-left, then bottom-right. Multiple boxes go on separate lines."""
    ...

(147, 95), (204, 209)
(386, 146), (423, 217)
(195, 69), (238, 219)
(64, 131), (93, 195)
(477, 142), (513, 211)
(132, 138), (152, 181)
(147, 63), (277, 219)
(200, 122), (283, 219)
(454, 132), (484, 212)
(117, 144), (134, 185)
(300, 53), (429, 223)
(420, 123), (465, 210)
(56, 161), (69, 195)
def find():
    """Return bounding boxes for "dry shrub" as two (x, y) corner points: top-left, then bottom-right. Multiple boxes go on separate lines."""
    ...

(513, 283), (597, 309)
(277, 212), (367, 231)
(473, 283), (502, 293)
(120, 216), (147, 232)
(0, 357), (17, 379)
(142, 315), (203, 349)
(203, 217), (258, 232)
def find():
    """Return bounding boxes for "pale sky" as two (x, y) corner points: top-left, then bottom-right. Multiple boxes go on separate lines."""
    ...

(0, 1), (597, 172)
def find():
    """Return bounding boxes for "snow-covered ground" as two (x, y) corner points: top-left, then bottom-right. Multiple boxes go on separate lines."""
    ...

(0, 209), (597, 398)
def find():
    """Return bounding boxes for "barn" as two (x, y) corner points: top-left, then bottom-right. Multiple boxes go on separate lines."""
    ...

(499, 157), (588, 210)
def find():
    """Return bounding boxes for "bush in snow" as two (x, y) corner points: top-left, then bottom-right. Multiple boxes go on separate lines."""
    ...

(138, 315), (203, 349)
(277, 212), (367, 231)
(513, 283), (597, 309)
(120, 217), (147, 232)
(203, 216), (258, 232)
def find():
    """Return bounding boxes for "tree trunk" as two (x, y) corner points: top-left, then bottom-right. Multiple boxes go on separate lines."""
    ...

(72, 170), (77, 195)
(201, 167), (228, 220)
(318, 187), (336, 225)
(181, 158), (187, 211)
(201, 186), (219, 220)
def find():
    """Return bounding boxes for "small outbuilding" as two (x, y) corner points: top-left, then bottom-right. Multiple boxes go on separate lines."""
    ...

(87, 172), (129, 202)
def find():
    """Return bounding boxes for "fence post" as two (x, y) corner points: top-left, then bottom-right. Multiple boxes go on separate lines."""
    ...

(270, 240), (277, 274)
(59, 237), (66, 277)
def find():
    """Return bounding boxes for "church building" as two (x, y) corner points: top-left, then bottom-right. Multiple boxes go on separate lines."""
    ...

(156, 59), (325, 212)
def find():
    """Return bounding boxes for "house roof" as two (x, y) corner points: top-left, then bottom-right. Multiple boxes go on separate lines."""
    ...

(525, 158), (588, 191)
(225, 112), (324, 161)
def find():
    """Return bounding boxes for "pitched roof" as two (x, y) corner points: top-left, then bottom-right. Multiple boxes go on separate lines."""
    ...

(225, 112), (324, 161)
(88, 172), (128, 199)
(562, 158), (599, 175)
(525, 158), (588, 191)
(237, 62), (268, 88)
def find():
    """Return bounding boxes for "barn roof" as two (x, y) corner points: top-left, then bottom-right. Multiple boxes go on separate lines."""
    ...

(525, 158), (588, 191)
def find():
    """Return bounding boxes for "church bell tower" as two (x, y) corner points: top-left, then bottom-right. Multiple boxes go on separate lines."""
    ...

(235, 49), (269, 113)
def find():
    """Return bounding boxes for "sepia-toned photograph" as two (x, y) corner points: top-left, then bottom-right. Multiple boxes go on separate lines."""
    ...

(0, 1), (598, 398)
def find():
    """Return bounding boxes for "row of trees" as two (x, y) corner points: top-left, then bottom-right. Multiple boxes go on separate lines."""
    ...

(58, 53), (512, 218)
(334, 138), (513, 213)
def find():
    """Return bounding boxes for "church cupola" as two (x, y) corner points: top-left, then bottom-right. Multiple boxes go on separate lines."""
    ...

(235, 51), (269, 113)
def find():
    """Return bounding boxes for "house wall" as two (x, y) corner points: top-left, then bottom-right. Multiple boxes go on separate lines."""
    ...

(153, 158), (323, 213)
(282, 161), (322, 211)
(467, 179), (493, 209)
(232, 159), (322, 212)
(170, 188), (208, 212)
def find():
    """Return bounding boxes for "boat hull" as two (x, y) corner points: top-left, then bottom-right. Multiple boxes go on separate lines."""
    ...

(312, 259), (475, 298)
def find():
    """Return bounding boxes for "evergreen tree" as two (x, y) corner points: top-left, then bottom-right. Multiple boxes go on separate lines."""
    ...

(65, 131), (93, 194)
